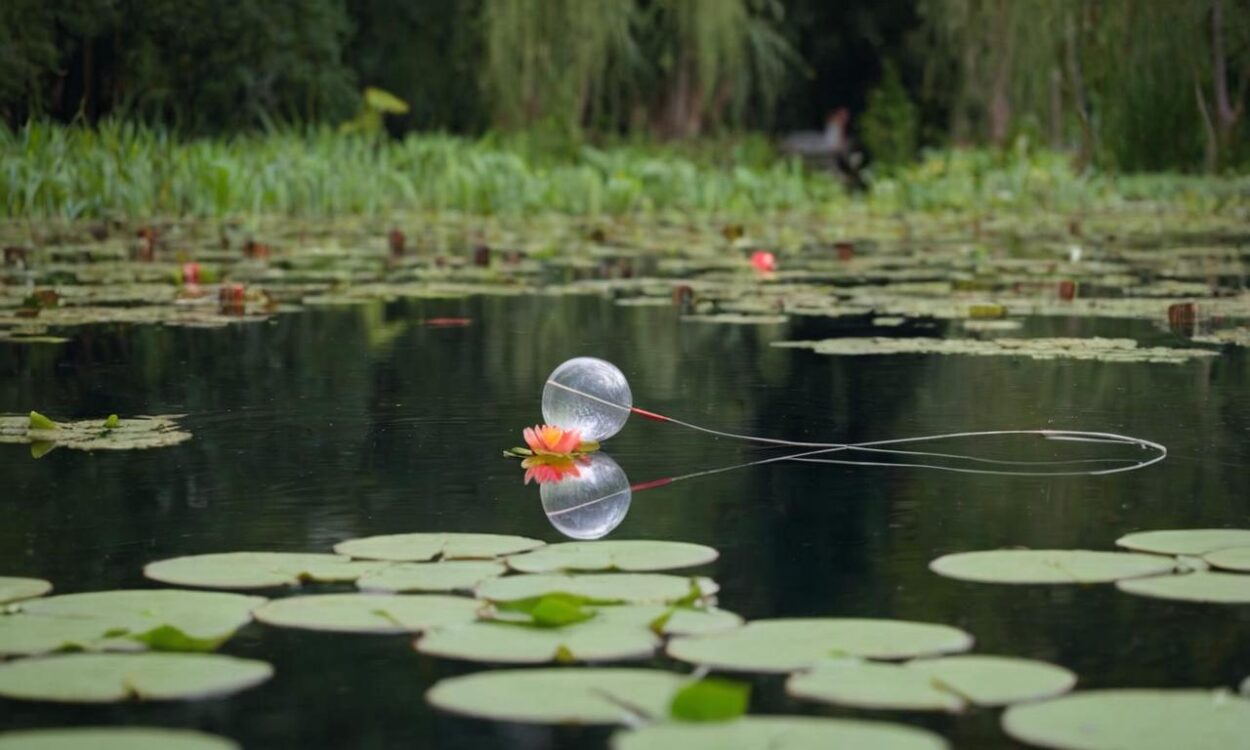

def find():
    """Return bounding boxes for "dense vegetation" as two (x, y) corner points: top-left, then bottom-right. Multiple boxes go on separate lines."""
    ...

(3, 0), (1247, 173)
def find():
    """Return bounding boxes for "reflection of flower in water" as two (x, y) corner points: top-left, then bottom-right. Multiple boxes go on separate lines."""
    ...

(522, 454), (589, 485)
(523, 424), (582, 455)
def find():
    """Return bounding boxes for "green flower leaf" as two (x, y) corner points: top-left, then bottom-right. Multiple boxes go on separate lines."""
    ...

(669, 678), (751, 722)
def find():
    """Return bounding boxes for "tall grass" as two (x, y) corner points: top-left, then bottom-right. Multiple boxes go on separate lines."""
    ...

(1, 121), (1246, 220)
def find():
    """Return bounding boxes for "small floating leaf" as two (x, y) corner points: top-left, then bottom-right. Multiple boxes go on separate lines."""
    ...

(0, 652), (272, 703)
(929, 550), (1175, 584)
(669, 678), (750, 722)
(611, 716), (950, 750)
(1117, 529), (1250, 556)
(252, 593), (479, 633)
(355, 560), (506, 593)
(1002, 689), (1250, 750)
(0, 727), (240, 750)
(334, 532), (545, 562)
(1116, 572), (1250, 603)
(667, 618), (973, 673)
(426, 668), (685, 724)
(507, 540), (719, 574)
(28, 411), (57, 430)
(495, 593), (597, 628)
(0, 576), (52, 605)
(477, 574), (718, 605)
(145, 552), (381, 589)
(103, 414), (119, 429)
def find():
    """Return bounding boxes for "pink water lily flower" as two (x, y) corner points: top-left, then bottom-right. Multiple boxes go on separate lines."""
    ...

(523, 424), (583, 455)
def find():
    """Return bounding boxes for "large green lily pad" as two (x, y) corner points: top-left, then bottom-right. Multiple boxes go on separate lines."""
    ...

(667, 618), (974, 673)
(0, 415), (191, 453)
(356, 561), (506, 593)
(787, 656), (1076, 712)
(0, 589), (266, 657)
(929, 550), (1175, 584)
(334, 533), (545, 562)
(0, 653), (272, 702)
(0, 577), (52, 605)
(0, 728), (239, 750)
(1116, 572), (1250, 603)
(476, 574), (717, 604)
(1002, 689), (1250, 750)
(252, 593), (480, 633)
(506, 541), (718, 573)
(144, 552), (382, 589)
(611, 716), (949, 750)
(426, 668), (686, 724)
(1116, 529), (1250, 556)
(1203, 547), (1250, 573)
(416, 620), (660, 663)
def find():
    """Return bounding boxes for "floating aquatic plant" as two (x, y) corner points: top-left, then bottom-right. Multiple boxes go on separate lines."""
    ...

(0, 652), (272, 703)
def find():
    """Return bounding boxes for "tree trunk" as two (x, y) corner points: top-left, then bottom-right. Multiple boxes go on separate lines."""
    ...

(987, 0), (1015, 145)
(1049, 67), (1063, 149)
(1065, 5), (1095, 169)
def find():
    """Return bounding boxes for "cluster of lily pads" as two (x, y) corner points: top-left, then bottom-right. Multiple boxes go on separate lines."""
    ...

(0, 412), (191, 458)
(2, 213), (1248, 365)
(3, 529), (1249, 749)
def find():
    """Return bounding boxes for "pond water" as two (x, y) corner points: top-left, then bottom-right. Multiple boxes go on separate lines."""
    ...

(1, 294), (1248, 748)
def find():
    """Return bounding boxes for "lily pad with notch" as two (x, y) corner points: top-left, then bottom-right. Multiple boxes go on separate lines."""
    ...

(356, 560), (507, 593)
(0, 728), (239, 750)
(252, 593), (480, 633)
(333, 532), (545, 562)
(506, 540), (719, 574)
(0, 652), (272, 703)
(667, 618), (974, 673)
(476, 573), (718, 605)
(416, 619), (660, 664)
(1116, 529), (1250, 556)
(929, 549), (1175, 584)
(144, 552), (383, 590)
(611, 716), (950, 750)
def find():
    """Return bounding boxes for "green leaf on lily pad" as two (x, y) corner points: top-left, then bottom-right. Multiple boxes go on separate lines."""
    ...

(667, 618), (973, 673)
(507, 541), (719, 573)
(929, 550), (1175, 584)
(0, 652), (272, 703)
(0, 414), (190, 453)
(0, 589), (265, 657)
(144, 552), (382, 589)
(1116, 572), (1250, 603)
(477, 574), (718, 605)
(1002, 689), (1250, 750)
(103, 414), (120, 429)
(669, 678), (750, 722)
(0, 728), (239, 750)
(1116, 529), (1250, 556)
(0, 576), (52, 605)
(356, 560), (506, 593)
(787, 656), (1076, 712)
(611, 716), (950, 750)
(495, 593), (597, 627)
(252, 593), (479, 633)
(416, 619), (659, 663)
(1203, 546), (1250, 573)
(426, 668), (686, 724)
(334, 532), (545, 562)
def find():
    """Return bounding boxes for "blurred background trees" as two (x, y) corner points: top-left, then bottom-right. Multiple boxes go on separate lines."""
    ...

(1, 0), (1246, 171)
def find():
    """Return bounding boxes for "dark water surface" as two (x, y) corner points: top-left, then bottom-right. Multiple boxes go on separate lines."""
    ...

(2, 295), (1248, 748)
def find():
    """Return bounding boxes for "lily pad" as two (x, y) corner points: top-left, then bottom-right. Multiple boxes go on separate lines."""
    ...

(929, 550), (1175, 584)
(593, 604), (743, 636)
(476, 574), (717, 605)
(1002, 689), (1250, 750)
(1116, 529), (1250, 556)
(667, 618), (974, 673)
(0, 589), (265, 657)
(0, 414), (191, 453)
(333, 532), (545, 562)
(611, 716), (949, 750)
(681, 314), (788, 325)
(0, 728), (238, 750)
(416, 620), (659, 664)
(252, 593), (480, 633)
(426, 667), (686, 724)
(0, 652), (272, 702)
(507, 541), (719, 574)
(144, 552), (382, 589)
(787, 656), (1076, 712)
(1116, 572), (1250, 603)
(774, 337), (1217, 364)
(1203, 547), (1250, 573)
(0, 577), (52, 604)
(356, 560), (507, 593)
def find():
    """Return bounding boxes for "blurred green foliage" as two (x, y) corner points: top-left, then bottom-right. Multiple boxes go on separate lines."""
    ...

(860, 61), (919, 170)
